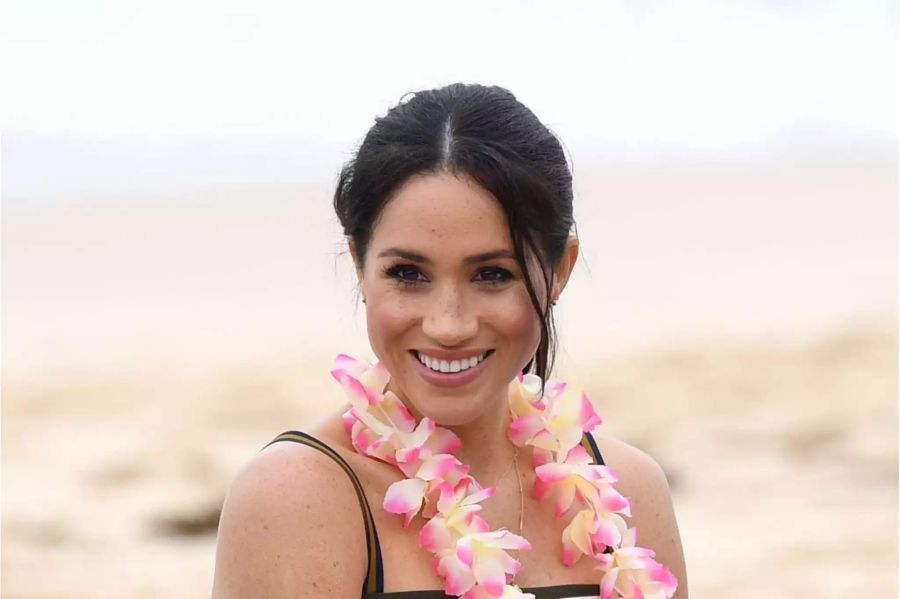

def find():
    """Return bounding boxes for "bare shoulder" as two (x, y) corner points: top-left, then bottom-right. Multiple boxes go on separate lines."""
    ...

(591, 432), (690, 599)
(211, 434), (368, 599)
(591, 433), (669, 497)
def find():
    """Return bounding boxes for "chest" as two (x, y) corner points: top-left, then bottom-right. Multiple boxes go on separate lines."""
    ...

(354, 457), (603, 593)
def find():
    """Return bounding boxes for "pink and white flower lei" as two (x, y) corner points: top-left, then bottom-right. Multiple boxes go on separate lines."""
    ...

(332, 354), (678, 599)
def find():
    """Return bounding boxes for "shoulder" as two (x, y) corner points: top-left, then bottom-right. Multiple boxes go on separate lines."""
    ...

(212, 432), (369, 599)
(591, 433), (669, 500)
(590, 432), (689, 598)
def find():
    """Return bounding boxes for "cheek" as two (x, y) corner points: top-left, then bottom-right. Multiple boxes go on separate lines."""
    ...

(364, 290), (415, 355)
(484, 287), (542, 352)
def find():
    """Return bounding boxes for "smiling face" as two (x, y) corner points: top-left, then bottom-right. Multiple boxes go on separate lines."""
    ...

(353, 171), (576, 426)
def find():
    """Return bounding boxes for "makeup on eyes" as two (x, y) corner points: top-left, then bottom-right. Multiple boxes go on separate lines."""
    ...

(381, 263), (516, 288)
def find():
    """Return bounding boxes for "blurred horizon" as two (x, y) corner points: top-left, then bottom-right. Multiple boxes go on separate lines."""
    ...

(3, 126), (896, 381)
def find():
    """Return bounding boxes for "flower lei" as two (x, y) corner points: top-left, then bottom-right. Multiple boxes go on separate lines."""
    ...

(332, 354), (678, 599)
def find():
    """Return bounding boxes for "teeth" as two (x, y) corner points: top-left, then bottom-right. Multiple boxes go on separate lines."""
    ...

(417, 351), (487, 373)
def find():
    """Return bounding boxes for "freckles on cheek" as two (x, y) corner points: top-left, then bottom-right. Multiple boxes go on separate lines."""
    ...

(366, 296), (416, 358)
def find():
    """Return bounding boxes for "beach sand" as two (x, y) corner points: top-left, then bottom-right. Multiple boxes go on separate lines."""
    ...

(1, 319), (896, 598)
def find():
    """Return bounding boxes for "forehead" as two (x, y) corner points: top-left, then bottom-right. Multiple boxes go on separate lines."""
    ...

(369, 172), (511, 254)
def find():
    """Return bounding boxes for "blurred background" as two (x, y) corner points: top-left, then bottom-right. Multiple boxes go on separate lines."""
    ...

(2, 1), (897, 597)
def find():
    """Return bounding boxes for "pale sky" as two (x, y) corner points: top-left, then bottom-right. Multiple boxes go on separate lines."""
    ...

(3, 0), (897, 151)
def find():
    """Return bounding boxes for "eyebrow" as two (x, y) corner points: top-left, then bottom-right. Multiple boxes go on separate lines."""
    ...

(376, 248), (516, 265)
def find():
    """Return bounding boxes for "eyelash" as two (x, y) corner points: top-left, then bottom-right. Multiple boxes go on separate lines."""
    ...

(382, 264), (514, 288)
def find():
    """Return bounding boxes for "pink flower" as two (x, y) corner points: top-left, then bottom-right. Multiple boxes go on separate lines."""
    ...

(534, 446), (630, 519)
(507, 375), (602, 458)
(542, 385), (602, 456)
(436, 478), (496, 533)
(333, 353), (391, 392)
(421, 481), (531, 597)
(595, 528), (678, 599)
(456, 529), (532, 596)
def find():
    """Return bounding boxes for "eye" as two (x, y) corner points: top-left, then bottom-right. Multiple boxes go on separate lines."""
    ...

(475, 267), (514, 285)
(384, 263), (427, 287)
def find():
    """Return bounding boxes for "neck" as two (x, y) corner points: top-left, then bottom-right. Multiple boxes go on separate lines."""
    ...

(448, 397), (517, 484)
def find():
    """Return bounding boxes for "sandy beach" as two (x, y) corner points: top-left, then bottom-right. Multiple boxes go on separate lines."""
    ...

(2, 318), (895, 598)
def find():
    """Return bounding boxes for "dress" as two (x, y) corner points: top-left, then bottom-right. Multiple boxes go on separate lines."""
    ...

(265, 431), (606, 599)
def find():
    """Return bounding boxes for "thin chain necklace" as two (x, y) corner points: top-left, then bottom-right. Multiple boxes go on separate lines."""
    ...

(512, 445), (524, 537)
(487, 444), (526, 583)
(489, 444), (519, 486)
(513, 445), (525, 583)
(484, 445), (526, 536)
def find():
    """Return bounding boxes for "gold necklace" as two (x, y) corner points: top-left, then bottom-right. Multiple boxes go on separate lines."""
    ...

(482, 445), (526, 582)
(490, 444), (519, 486)
(509, 444), (525, 583)
(485, 445), (525, 537)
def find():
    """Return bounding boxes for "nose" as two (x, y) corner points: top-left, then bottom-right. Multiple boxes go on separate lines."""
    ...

(421, 284), (478, 347)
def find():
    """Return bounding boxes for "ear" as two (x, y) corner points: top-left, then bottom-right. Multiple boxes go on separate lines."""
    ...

(551, 236), (579, 303)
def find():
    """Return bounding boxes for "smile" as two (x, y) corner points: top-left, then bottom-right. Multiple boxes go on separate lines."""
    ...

(409, 349), (494, 387)
(415, 351), (488, 373)
(409, 349), (495, 388)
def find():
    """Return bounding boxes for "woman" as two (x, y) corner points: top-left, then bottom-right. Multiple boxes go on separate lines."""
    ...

(212, 83), (687, 599)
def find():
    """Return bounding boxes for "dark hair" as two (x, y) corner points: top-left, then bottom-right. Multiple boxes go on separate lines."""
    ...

(333, 83), (575, 382)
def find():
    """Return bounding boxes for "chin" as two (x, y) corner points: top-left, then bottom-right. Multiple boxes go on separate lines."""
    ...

(399, 377), (498, 427)
(410, 398), (492, 428)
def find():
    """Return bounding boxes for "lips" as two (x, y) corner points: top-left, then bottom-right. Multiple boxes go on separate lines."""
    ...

(409, 350), (494, 388)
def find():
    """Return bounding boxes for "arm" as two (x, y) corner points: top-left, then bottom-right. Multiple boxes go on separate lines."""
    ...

(593, 433), (689, 599)
(211, 441), (369, 599)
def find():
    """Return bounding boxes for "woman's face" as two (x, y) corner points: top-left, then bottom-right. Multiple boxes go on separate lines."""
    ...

(354, 171), (574, 426)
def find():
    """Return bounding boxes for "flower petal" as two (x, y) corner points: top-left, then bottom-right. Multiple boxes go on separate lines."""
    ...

(600, 567), (619, 599)
(508, 414), (545, 447)
(472, 553), (507, 596)
(420, 516), (452, 551)
(555, 479), (577, 517)
(416, 454), (460, 481)
(440, 553), (477, 596)
(561, 509), (597, 565)
(579, 392), (602, 431)
(383, 478), (427, 524)
(535, 462), (572, 484)
(427, 426), (463, 454)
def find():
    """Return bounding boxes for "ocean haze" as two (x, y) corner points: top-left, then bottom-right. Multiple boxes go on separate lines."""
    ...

(2, 131), (895, 380)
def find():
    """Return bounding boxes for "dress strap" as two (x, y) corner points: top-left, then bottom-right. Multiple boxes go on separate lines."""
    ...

(580, 432), (606, 465)
(265, 431), (385, 595)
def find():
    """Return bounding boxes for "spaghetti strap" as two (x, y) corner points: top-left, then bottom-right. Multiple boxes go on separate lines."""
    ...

(265, 431), (385, 595)
(581, 432), (606, 465)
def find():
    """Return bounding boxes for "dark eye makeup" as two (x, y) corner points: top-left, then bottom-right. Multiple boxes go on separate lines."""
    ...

(383, 264), (426, 287)
(474, 267), (514, 284)
(381, 264), (515, 288)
